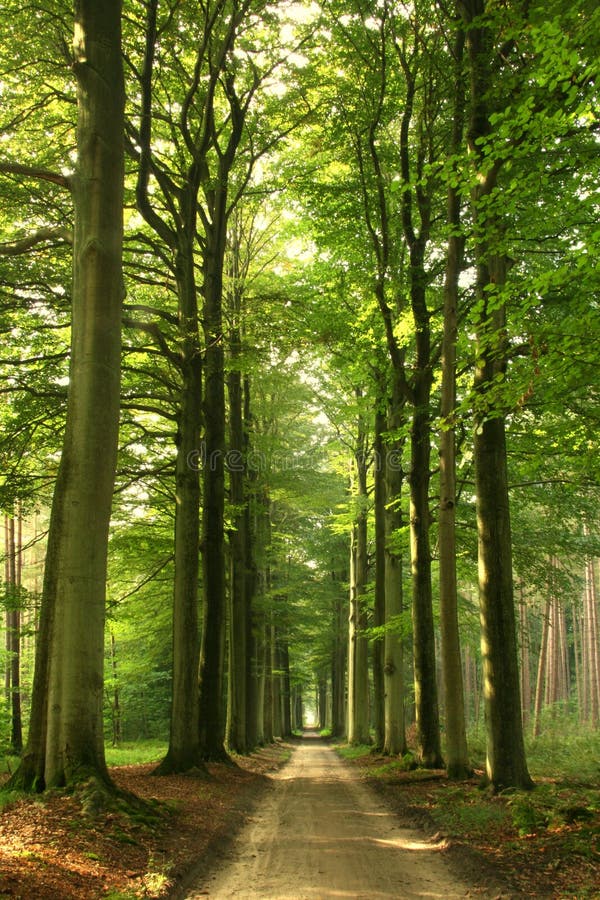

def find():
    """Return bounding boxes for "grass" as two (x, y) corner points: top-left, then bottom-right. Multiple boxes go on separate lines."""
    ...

(333, 718), (600, 897)
(335, 743), (373, 760)
(0, 755), (21, 777)
(104, 740), (168, 767)
(0, 741), (167, 781)
(526, 722), (600, 783)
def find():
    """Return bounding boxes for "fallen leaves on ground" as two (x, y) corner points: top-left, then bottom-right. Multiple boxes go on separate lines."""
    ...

(0, 743), (290, 899)
(344, 752), (600, 899)
(1, 742), (599, 899)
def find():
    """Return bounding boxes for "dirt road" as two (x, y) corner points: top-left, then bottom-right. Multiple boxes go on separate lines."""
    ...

(185, 734), (502, 899)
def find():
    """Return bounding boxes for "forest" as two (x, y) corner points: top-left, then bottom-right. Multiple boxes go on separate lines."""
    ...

(0, 0), (599, 896)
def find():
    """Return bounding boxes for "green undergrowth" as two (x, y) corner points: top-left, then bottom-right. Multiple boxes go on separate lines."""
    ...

(335, 731), (600, 896)
(0, 754), (21, 777)
(526, 722), (600, 783)
(335, 742), (373, 760)
(105, 740), (168, 767)
(0, 740), (167, 789)
(0, 755), (25, 812)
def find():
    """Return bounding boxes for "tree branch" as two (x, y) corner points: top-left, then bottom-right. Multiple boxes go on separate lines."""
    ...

(0, 161), (72, 190)
(0, 227), (72, 256)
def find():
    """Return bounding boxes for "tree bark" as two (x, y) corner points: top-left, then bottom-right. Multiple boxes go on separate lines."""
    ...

(133, 0), (205, 776)
(583, 555), (600, 725)
(518, 584), (532, 729)
(383, 386), (406, 757)
(347, 419), (371, 746)
(198, 189), (229, 761)
(280, 638), (292, 738)
(11, 0), (125, 791)
(197, 27), (247, 761)
(331, 583), (347, 739)
(372, 404), (387, 750)
(410, 367), (442, 767)
(226, 252), (248, 753)
(533, 597), (550, 737)
(459, 0), (532, 792)
(439, 22), (470, 779)
(154, 238), (203, 775)
(5, 513), (23, 754)
(243, 376), (260, 750)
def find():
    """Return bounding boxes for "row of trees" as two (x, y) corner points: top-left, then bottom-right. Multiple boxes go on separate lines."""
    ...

(1, 0), (599, 795)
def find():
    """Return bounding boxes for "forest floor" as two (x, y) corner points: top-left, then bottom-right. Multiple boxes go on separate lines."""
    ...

(0, 733), (598, 899)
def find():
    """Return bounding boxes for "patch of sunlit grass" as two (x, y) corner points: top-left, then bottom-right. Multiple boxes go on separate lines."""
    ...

(334, 743), (372, 760)
(105, 741), (167, 767)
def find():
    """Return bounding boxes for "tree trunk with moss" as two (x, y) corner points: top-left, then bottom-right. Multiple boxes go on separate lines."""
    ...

(347, 416), (371, 747)
(439, 23), (470, 779)
(383, 382), (406, 757)
(7, 0), (124, 792)
(372, 404), (387, 750)
(459, 0), (532, 791)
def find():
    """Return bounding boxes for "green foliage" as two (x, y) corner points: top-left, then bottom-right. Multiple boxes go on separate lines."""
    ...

(432, 784), (511, 837)
(334, 743), (372, 760)
(506, 782), (600, 851)
(0, 0), (598, 801)
(0, 750), (21, 775)
(506, 793), (550, 837)
(104, 742), (167, 768)
(368, 754), (417, 778)
(527, 717), (600, 784)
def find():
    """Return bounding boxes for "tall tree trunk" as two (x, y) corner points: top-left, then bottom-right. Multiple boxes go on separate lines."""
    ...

(254, 619), (266, 746)
(155, 239), (203, 775)
(459, 0), (532, 791)
(409, 348), (443, 768)
(132, 0), (204, 776)
(226, 262), (248, 753)
(271, 623), (283, 738)
(518, 584), (532, 729)
(263, 618), (274, 744)
(439, 23), (470, 779)
(4, 518), (10, 707)
(383, 386), (406, 757)
(372, 403), (387, 750)
(198, 216), (228, 761)
(474, 410), (531, 787)
(109, 631), (121, 747)
(347, 417), (371, 746)
(12, 0), (125, 791)
(583, 555), (600, 725)
(317, 675), (328, 730)
(347, 522), (357, 741)
(280, 638), (292, 738)
(331, 584), (347, 738)
(533, 598), (550, 737)
(6, 513), (23, 754)
(572, 595), (583, 723)
(244, 376), (260, 750)
(197, 55), (246, 760)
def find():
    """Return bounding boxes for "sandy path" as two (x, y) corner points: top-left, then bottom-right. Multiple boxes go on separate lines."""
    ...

(185, 734), (496, 899)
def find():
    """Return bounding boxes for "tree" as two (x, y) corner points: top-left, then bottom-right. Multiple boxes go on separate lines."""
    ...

(4, 510), (23, 753)
(323, 3), (444, 766)
(382, 381), (407, 756)
(347, 397), (371, 745)
(456, 0), (532, 791)
(438, 17), (470, 779)
(6, 0), (124, 791)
